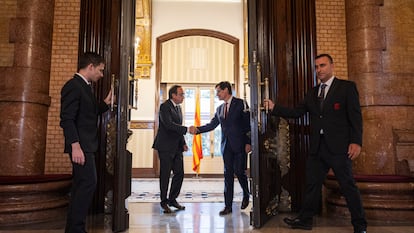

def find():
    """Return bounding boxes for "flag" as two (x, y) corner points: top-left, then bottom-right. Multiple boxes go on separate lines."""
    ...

(192, 92), (203, 173)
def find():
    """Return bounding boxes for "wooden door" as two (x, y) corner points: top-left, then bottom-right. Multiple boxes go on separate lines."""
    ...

(248, 0), (316, 228)
(78, 0), (135, 231)
(111, 1), (135, 231)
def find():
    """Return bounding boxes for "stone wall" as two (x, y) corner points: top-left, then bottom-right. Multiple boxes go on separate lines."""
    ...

(316, 0), (348, 79)
(45, 0), (80, 173)
(0, 0), (17, 67)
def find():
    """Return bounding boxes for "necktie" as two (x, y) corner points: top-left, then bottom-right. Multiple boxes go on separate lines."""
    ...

(318, 84), (327, 110)
(224, 102), (228, 118)
(88, 82), (94, 94)
(176, 105), (182, 122)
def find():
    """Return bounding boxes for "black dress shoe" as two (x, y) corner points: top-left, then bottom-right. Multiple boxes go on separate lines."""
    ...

(283, 217), (312, 230)
(241, 197), (249, 209)
(219, 207), (232, 215)
(283, 217), (307, 225)
(354, 231), (367, 233)
(168, 200), (185, 210)
(160, 203), (173, 213)
(283, 217), (298, 225)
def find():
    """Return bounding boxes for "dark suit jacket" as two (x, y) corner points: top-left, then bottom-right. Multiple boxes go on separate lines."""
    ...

(152, 100), (187, 154)
(60, 74), (109, 153)
(198, 97), (251, 154)
(271, 77), (362, 154)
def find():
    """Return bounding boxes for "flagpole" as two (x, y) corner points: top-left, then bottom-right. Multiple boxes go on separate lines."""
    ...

(192, 90), (203, 179)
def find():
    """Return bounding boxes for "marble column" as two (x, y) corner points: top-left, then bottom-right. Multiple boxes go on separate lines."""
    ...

(0, 0), (73, 226)
(324, 0), (414, 221)
(346, 0), (414, 177)
(0, 0), (54, 176)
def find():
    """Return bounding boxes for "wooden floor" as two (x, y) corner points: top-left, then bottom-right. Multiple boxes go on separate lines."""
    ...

(1, 202), (413, 233)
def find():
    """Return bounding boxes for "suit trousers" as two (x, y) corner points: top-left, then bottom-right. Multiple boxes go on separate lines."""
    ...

(158, 150), (184, 204)
(65, 152), (97, 233)
(299, 136), (367, 231)
(223, 145), (249, 208)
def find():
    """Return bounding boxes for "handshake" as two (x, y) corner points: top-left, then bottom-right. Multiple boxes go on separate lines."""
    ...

(187, 126), (199, 135)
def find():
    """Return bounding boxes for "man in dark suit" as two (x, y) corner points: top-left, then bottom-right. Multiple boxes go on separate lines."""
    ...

(265, 54), (367, 233)
(153, 85), (195, 213)
(60, 52), (112, 233)
(196, 81), (251, 216)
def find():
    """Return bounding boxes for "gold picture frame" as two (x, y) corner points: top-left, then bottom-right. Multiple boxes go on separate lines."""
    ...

(135, 0), (152, 79)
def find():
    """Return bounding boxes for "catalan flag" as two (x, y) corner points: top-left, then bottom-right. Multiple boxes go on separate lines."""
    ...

(192, 92), (203, 173)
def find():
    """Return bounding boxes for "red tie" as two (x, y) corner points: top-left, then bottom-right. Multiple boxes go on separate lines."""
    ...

(224, 102), (228, 118)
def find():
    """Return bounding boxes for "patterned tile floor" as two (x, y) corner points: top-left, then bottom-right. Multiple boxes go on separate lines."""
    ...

(129, 178), (244, 203)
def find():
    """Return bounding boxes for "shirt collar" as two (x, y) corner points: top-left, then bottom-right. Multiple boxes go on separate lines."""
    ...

(321, 76), (335, 87)
(76, 73), (91, 85)
(170, 99), (179, 107)
(225, 96), (233, 105)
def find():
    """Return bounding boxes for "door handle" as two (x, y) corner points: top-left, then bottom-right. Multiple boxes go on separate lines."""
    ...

(252, 51), (269, 133)
(256, 60), (262, 131)
(257, 69), (269, 132)
(260, 77), (269, 114)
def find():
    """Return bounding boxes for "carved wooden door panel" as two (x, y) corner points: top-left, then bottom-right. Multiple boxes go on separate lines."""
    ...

(248, 0), (316, 228)
(248, 0), (283, 227)
(78, 0), (135, 231)
(110, 0), (135, 232)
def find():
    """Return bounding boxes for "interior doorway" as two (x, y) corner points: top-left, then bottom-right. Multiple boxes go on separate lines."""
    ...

(107, 0), (316, 230)
(136, 27), (242, 177)
(129, 0), (245, 178)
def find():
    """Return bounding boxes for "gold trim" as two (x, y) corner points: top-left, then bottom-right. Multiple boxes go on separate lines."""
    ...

(242, 0), (248, 78)
(135, 0), (153, 79)
(130, 120), (154, 129)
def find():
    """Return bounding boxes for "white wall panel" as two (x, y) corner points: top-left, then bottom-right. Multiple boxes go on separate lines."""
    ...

(161, 36), (234, 84)
(127, 129), (154, 168)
